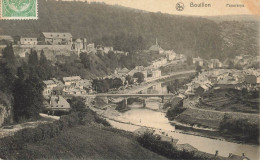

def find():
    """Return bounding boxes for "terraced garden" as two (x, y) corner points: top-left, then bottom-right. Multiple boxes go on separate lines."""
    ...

(198, 89), (259, 114)
(175, 108), (259, 130)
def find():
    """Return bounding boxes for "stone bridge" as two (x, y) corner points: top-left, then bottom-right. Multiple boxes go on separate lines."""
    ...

(84, 93), (174, 108)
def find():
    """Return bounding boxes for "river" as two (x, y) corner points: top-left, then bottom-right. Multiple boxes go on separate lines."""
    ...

(102, 82), (260, 160)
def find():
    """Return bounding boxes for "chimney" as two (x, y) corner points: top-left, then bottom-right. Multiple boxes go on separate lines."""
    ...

(57, 96), (60, 105)
(215, 150), (218, 157)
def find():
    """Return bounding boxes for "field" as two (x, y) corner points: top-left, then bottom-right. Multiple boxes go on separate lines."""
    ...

(2, 125), (166, 160)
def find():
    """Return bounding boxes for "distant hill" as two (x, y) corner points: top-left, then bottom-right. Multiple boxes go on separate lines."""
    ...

(0, 0), (258, 60)
(203, 15), (260, 23)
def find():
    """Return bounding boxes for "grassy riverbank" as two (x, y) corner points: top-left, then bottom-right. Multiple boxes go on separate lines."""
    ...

(0, 109), (166, 160)
(2, 125), (165, 160)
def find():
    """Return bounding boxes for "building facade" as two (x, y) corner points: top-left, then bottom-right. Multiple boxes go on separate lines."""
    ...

(20, 37), (37, 45)
(39, 32), (72, 45)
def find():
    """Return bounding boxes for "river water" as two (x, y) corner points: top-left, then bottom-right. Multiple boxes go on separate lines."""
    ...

(106, 82), (260, 159)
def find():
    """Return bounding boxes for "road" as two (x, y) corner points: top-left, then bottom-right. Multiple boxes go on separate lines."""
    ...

(83, 93), (174, 98)
(120, 69), (195, 94)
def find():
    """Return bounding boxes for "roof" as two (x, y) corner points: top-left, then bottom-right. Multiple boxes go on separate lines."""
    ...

(53, 86), (63, 91)
(20, 37), (37, 39)
(193, 57), (203, 62)
(48, 96), (70, 109)
(42, 32), (72, 39)
(43, 80), (56, 85)
(75, 38), (82, 42)
(117, 67), (130, 74)
(0, 35), (14, 40)
(63, 76), (81, 82)
(149, 44), (162, 52)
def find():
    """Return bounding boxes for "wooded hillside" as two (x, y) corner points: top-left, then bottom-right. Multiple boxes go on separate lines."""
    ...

(0, 0), (258, 60)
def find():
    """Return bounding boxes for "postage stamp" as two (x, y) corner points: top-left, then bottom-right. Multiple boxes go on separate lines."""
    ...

(0, 0), (38, 20)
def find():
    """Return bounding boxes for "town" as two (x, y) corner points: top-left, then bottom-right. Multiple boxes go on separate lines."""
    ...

(0, 21), (259, 161)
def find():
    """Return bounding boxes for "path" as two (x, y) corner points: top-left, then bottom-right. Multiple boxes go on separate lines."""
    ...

(0, 114), (59, 139)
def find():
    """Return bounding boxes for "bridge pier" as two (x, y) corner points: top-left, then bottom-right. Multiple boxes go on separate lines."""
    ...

(124, 97), (128, 109)
(143, 98), (146, 108)
(161, 96), (164, 103)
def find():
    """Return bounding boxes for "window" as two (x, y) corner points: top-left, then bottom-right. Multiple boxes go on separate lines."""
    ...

(31, 39), (32, 41)
(57, 35), (59, 37)
(25, 39), (27, 41)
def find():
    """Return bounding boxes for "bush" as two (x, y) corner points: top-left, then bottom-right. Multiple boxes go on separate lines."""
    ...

(94, 114), (111, 127)
(220, 114), (260, 142)
(0, 112), (85, 156)
(137, 132), (212, 160)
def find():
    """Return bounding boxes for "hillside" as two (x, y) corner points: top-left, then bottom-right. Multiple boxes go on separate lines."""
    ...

(0, 0), (258, 60)
(2, 125), (166, 160)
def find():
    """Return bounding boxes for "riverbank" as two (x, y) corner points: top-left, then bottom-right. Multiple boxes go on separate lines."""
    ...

(0, 109), (166, 160)
(88, 98), (259, 160)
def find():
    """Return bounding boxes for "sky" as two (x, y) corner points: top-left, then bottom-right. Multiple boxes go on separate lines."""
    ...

(62, 0), (260, 16)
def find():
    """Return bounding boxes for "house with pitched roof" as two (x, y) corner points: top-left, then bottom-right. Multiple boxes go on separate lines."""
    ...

(0, 35), (14, 44)
(20, 37), (38, 45)
(44, 95), (71, 113)
(63, 76), (81, 86)
(39, 32), (72, 45)
(193, 57), (204, 66)
(114, 67), (130, 77)
(43, 79), (58, 96)
(149, 38), (164, 54)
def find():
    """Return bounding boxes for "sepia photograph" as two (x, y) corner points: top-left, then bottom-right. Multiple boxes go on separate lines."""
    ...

(0, 0), (259, 160)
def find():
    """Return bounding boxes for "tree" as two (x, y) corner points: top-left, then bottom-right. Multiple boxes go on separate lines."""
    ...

(28, 49), (39, 67)
(125, 75), (134, 85)
(196, 65), (202, 74)
(39, 50), (47, 65)
(241, 88), (248, 97)
(80, 52), (91, 69)
(2, 44), (16, 73)
(13, 67), (44, 122)
(17, 67), (25, 80)
(228, 61), (234, 69)
(133, 72), (145, 83)
(69, 97), (86, 112)
(186, 55), (193, 65)
(0, 58), (16, 94)
(38, 50), (54, 80)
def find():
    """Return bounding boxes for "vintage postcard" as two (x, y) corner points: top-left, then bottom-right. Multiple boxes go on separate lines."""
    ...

(0, 0), (259, 160)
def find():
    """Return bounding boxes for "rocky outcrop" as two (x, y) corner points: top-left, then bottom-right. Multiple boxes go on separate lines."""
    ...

(0, 92), (13, 127)
(0, 104), (12, 127)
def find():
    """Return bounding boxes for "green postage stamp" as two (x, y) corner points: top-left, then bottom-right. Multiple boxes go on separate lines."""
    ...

(0, 0), (38, 20)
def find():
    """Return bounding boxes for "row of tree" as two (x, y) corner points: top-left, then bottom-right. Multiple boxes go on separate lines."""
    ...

(0, 45), (51, 122)
(94, 33), (145, 52)
(92, 78), (123, 93)
(219, 114), (259, 143)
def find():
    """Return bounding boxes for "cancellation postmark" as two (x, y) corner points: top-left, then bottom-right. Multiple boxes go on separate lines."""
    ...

(0, 0), (38, 20)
